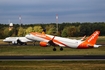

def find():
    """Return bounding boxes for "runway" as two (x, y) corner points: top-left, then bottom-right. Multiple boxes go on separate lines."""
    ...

(0, 55), (105, 61)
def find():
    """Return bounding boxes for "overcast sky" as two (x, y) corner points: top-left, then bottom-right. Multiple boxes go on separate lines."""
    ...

(0, 0), (105, 24)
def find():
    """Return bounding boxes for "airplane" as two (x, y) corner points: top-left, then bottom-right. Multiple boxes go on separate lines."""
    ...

(3, 37), (33, 45)
(25, 30), (101, 51)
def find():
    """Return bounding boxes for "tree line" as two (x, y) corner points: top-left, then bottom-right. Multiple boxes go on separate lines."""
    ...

(0, 22), (105, 39)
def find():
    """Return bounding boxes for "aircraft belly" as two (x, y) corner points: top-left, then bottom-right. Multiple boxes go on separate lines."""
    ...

(54, 37), (79, 48)
(57, 40), (78, 48)
(67, 43), (78, 48)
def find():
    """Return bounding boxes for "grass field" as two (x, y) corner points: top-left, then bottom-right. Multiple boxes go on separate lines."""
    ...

(0, 61), (105, 70)
(0, 45), (105, 55)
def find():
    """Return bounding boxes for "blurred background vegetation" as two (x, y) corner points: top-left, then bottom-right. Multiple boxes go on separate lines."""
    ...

(0, 22), (105, 39)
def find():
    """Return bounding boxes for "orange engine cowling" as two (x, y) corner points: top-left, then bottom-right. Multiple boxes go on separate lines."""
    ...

(39, 42), (48, 47)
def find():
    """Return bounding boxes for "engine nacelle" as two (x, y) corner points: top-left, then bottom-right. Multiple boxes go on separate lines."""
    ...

(40, 42), (48, 47)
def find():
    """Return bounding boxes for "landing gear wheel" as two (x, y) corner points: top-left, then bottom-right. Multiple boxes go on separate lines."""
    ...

(53, 47), (56, 51)
(60, 47), (63, 51)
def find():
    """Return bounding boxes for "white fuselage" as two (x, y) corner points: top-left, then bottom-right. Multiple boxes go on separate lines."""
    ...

(25, 31), (101, 49)
(25, 34), (83, 48)
(3, 37), (32, 43)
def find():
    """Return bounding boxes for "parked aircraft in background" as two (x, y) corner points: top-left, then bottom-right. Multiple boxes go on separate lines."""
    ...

(25, 30), (101, 51)
(3, 37), (32, 45)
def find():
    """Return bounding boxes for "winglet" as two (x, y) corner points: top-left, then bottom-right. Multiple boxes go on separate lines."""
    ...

(81, 35), (86, 41)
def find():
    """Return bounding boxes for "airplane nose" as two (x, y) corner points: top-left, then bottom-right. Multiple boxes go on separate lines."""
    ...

(3, 39), (7, 42)
(3, 39), (5, 42)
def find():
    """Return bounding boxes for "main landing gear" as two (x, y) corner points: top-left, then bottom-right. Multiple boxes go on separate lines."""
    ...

(48, 36), (64, 51)
(53, 47), (56, 51)
(60, 47), (63, 51)
(53, 47), (63, 51)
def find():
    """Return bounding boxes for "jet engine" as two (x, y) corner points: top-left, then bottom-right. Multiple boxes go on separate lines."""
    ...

(39, 42), (48, 47)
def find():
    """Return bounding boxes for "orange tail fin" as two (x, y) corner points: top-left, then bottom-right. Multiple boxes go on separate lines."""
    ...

(85, 31), (100, 44)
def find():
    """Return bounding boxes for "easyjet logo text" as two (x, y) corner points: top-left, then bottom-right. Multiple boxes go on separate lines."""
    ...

(88, 31), (99, 42)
